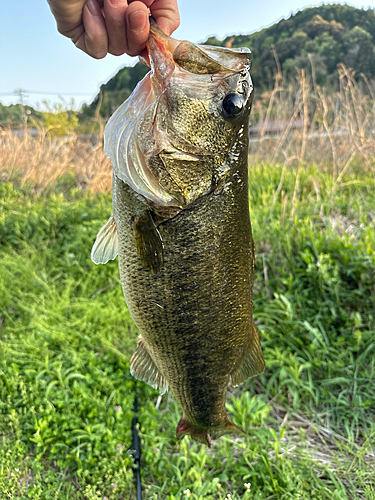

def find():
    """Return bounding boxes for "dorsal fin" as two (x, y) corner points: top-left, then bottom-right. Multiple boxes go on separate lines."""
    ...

(91, 215), (118, 265)
(230, 320), (265, 386)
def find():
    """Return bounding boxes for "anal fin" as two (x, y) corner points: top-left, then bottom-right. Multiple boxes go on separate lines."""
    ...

(130, 336), (169, 395)
(91, 214), (118, 265)
(230, 320), (265, 386)
(134, 211), (163, 274)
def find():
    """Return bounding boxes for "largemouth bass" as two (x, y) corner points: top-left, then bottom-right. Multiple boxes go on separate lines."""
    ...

(91, 20), (265, 446)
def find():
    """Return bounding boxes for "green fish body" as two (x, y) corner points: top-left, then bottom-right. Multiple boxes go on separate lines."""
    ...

(92, 21), (265, 446)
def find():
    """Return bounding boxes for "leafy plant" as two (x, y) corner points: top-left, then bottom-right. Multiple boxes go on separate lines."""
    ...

(0, 160), (374, 498)
(38, 101), (79, 138)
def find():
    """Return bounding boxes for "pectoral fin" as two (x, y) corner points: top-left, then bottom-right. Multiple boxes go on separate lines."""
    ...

(230, 320), (265, 386)
(134, 212), (164, 274)
(130, 336), (169, 395)
(91, 215), (118, 265)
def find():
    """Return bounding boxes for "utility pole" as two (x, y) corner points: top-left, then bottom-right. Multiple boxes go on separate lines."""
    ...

(14, 88), (27, 127)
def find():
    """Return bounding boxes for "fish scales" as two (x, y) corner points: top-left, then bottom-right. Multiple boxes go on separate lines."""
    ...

(92, 20), (265, 446)
(114, 148), (251, 417)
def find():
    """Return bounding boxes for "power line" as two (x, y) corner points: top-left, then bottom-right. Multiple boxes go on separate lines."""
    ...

(0, 89), (94, 97)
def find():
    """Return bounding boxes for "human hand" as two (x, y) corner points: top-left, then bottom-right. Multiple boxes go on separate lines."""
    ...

(47, 0), (180, 59)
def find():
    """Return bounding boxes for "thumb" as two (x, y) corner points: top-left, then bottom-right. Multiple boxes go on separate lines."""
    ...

(149, 0), (180, 36)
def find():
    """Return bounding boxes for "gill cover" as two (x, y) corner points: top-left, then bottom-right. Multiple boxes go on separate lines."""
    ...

(103, 20), (252, 208)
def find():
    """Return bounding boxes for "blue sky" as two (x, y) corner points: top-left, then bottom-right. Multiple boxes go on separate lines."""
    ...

(2, 0), (375, 109)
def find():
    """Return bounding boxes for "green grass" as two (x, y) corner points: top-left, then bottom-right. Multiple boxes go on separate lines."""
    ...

(0, 164), (374, 499)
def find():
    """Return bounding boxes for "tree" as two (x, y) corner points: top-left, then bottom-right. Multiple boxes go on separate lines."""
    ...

(39, 102), (78, 138)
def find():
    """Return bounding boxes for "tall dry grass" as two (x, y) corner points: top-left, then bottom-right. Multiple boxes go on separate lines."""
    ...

(0, 125), (112, 195)
(250, 63), (375, 178)
(1, 63), (375, 196)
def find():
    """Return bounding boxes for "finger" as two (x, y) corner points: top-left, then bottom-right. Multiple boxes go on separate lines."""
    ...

(47, 0), (87, 35)
(150, 0), (180, 36)
(124, 1), (150, 56)
(74, 0), (108, 59)
(103, 0), (129, 56)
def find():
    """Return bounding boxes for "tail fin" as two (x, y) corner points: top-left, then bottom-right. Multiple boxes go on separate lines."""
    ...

(176, 415), (244, 447)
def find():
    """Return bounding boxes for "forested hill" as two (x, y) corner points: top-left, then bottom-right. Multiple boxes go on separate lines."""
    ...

(83, 3), (375, 118)
(82, 62), (149, 120)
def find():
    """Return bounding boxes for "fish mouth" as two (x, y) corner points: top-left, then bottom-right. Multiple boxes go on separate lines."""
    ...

(104, 21), (253, 208)
(147, 17), (251, 77)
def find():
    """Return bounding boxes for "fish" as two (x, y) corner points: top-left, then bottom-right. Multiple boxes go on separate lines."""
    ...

(91, 19), (265, 446)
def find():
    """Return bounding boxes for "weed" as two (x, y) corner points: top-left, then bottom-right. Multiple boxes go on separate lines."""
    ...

(0, 160), (374, 497)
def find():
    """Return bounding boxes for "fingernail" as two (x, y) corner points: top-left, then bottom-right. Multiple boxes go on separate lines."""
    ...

(86, 0), (101, 16)
(108, 0), (126, 6)
(129, 10), (147, 32)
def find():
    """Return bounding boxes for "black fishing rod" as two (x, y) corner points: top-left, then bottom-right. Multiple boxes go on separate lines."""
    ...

(131, 397), (142, 500)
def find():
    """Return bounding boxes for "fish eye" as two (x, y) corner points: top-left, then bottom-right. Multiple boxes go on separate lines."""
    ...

(222, 93), (244, 118)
